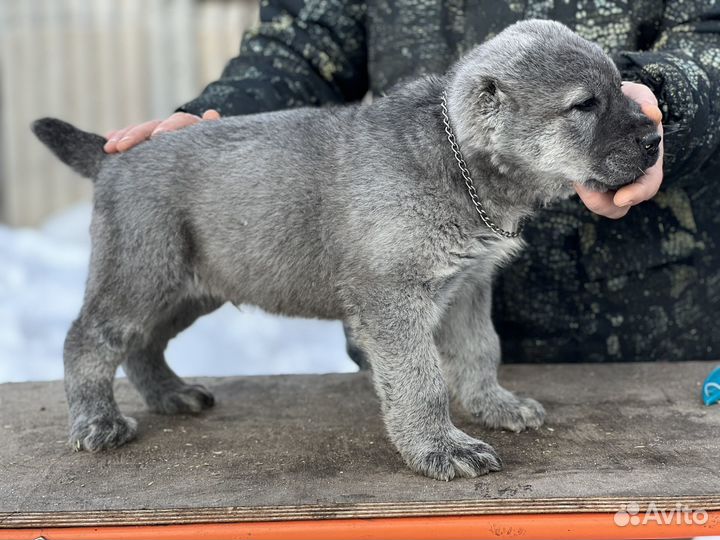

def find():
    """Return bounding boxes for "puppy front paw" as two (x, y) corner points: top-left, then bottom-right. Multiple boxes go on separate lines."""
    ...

(70, 413), (138, 452)
(402, 429), (502, 481)
(147, 384), (215, 415)
(468, 387), (545, 432)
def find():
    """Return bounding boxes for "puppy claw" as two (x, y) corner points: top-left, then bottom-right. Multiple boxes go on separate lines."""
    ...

(151, 384), (215, 415)
(70, 414), (138, 452)
(470, 391), (546, 432)
(407, 432), (502, 481)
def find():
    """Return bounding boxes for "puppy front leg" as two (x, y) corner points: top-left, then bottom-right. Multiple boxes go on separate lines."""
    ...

(435, 280), (545, 432)
(349, 293), (502, 480)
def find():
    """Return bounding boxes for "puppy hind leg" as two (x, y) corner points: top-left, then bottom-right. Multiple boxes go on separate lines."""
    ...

(64, 314), (140, 452)
(65, 209), (195, 450)
(123, 297), (220, 415)
(435, 281), (545, 432)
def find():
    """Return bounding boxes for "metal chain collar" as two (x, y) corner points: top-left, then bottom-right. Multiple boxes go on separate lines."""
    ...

(440, 92), (523, 239)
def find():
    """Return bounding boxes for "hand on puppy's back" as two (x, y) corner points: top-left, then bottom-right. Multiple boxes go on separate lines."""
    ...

(103, 109), (221, 154)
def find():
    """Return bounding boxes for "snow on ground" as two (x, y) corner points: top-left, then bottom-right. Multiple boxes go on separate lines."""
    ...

(0, 204), (356, 383)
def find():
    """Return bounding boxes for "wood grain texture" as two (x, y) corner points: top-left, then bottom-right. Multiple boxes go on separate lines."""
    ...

(0, 362), (718, 528)
(3, 497), (720, 528)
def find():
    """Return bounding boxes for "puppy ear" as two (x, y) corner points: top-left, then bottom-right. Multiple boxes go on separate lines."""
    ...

(476, 76), (503, 114)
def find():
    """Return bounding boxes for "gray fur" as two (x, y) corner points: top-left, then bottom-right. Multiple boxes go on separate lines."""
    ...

(32, 20), (659, 480)
(31, 118), (106, 179)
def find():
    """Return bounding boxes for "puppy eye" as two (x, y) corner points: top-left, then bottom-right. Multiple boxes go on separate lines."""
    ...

(572, 96), (598, 112)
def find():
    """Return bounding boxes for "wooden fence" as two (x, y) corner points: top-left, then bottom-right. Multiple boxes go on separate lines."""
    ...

(0, 0), (258, 226)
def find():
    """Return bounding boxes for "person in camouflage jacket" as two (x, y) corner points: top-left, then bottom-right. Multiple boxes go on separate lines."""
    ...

(112, 0), (720, 364)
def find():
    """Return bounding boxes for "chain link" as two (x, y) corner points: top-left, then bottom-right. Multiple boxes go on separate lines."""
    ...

(440, 92), (523, 239)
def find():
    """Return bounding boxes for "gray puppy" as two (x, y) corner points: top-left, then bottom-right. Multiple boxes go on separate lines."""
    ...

(33, 20), (659, 480)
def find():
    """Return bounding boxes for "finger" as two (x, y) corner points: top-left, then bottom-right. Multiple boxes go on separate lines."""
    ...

(613, 165), (662, 207)
(202, 109), (221, 120)
(104, 126), (133, 153)
(621, 81), (658, 106)
(115, 119), (162, 152)
(151, 112), (200, 136)
(640, 102), (663, 126)
(575, 183), (630, 219)
(621, 82), (662, 124)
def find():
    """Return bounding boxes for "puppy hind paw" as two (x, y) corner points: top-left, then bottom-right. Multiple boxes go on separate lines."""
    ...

(70, 414), (138, 452)
(150, 384), (215, 415)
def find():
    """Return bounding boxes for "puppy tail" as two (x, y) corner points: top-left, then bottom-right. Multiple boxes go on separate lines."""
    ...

(31, 118), (106, 180)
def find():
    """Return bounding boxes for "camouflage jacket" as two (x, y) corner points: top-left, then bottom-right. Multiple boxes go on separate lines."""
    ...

(181, 0), (720, 363)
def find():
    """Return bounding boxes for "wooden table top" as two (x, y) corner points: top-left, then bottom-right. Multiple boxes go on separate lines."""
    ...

(1, 361), (718, 528)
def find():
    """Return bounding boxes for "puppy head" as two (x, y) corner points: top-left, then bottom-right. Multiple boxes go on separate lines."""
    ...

(447, 20), (660, 204)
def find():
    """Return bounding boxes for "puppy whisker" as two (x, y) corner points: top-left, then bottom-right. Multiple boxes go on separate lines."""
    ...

(663, 128), (686, 136)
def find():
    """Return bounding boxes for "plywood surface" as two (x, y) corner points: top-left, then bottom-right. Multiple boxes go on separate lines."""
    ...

(0, 362), (718, 527)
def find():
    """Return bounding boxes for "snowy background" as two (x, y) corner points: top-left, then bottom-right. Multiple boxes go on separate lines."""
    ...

(0, 204), (356, 383)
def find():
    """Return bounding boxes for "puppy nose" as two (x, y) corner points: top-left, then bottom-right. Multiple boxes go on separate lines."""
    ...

(641, 132), (661, 155)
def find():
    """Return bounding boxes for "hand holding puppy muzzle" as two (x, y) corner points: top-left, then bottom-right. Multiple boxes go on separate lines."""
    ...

(575, 81), (664, 219)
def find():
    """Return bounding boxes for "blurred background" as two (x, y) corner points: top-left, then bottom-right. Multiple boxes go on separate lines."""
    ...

(0, 0), (354, 382)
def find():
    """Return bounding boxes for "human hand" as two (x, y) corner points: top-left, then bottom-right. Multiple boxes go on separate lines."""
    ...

(103, 109), (221, 153)
(574, 82), (664, 219)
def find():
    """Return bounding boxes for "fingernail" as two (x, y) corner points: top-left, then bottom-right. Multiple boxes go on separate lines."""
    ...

(617, 199), (635, 207)
(116, 137), (133, 151)
(641, 103), (663, 125)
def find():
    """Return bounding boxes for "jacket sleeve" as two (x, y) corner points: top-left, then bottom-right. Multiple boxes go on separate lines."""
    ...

(179, 0), (368, 116)
(613, 1), (720, 185)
